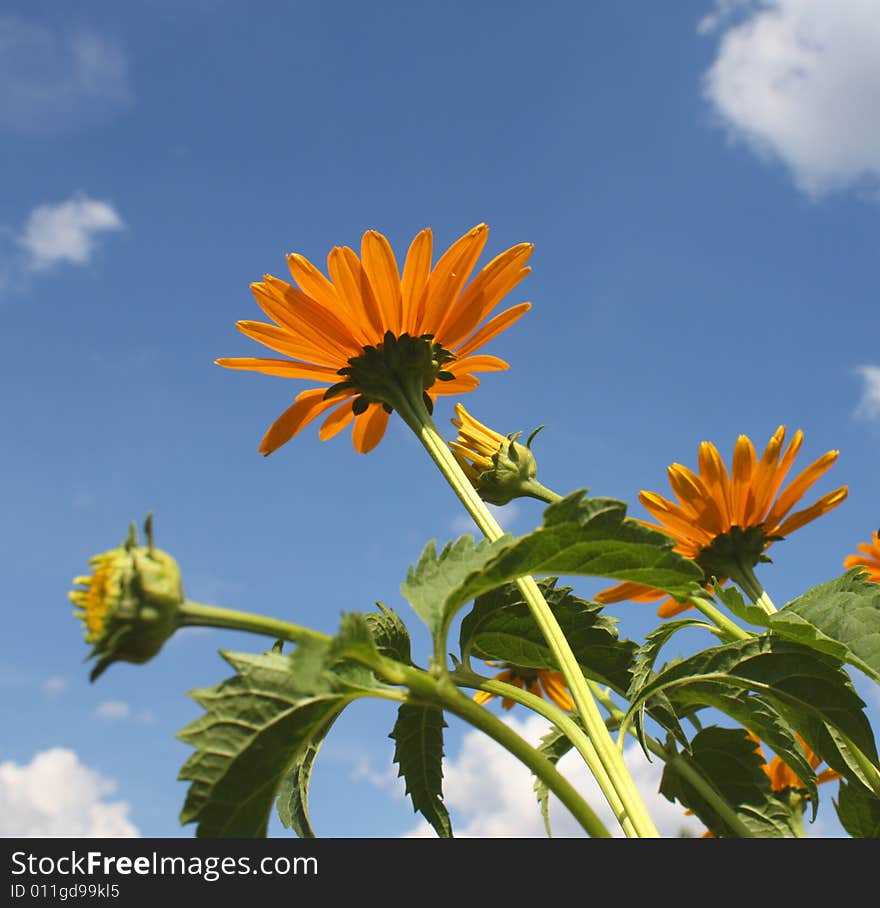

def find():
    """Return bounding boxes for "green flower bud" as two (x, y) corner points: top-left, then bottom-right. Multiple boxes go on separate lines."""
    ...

(449, 404), (545, 506)
(69, 516), (183, 680)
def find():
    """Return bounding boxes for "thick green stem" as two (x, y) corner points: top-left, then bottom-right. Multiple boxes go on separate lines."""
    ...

(456, 670), (635, 836)
(394, 388), (659, 837)
(177, 599), (610, 838)
(687, 595), (754, 642)
(179, 600), (332, 646)
(728, 560), (777, 614)
(398, 666), (611, 838)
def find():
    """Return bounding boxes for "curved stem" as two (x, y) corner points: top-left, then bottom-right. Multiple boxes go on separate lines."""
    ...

(176, 599), (611, 837)
(398, 667), (611, 838)
(394, 388), (659, 837)
(179, 600), (332, 646)
(456, 670), (635, 836)
(687, 596), (754, 642)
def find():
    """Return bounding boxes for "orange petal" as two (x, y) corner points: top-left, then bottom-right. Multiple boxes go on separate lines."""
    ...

(327, 246), (385, 342)
(764, 450), (840, 533)
(429, 374), (480, 397)
(285, 252), (342, 317)
(258, 388), (343, 455)
(419, 224), (489, 335)
(450, 354), (509, 375)
(361, 230), (403, 336)
(748, 426), (786, 524)
(453, 302), (532, 359)
(215, 357), (339, 381)
(401, 228), (433, 333)
(318, 399), (356, 440)
(657, 598), (693, 618)
(351, 404), (390, 454)
(595, 581), (666, 604)
(772, 487), (848, 538)
(729, 435), (757, 526)
(438, 244), (533, 348)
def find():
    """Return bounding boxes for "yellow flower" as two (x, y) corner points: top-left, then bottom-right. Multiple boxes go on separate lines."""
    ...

(69, 518), (183, 679)
(217, 224), (532, 455)
(596, 427), (847, 617)
(843, 530), (880, 583)
(449, 403), (543, 505)
(473, 662), (574, 712)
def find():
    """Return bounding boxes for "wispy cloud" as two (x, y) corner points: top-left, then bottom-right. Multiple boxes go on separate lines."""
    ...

(0, 17), (131, 133)
(16, 194), (125, 272)
(701, 1), (880, 198)
(0, 748), (138, 836)
(42, 676), (67, 698)
(854, 365), (880, 420)
(94, 700), (131, 721)
(450, 502), (521, 536)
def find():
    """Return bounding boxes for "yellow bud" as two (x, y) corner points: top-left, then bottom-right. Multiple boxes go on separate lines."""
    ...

(69, 516), (183, 680)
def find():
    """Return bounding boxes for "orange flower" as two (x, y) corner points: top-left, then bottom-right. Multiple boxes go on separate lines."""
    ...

(217, 224), (532, 454)
(750, 732), (841, 793)
(473, 663), (573, 712)
(596, 427), (847, 617)
(843, 530), (880, 584)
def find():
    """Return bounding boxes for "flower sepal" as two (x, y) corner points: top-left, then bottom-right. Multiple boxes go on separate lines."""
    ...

(70, 517), (183, 680)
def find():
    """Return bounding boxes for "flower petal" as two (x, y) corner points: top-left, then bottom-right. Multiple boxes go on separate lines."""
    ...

(258, 388), (344, 456)
(361, 230), (403, 336)
(215, 357), (339, 381)
(453, 302), (531, 359)
(351, 403), (390, 454)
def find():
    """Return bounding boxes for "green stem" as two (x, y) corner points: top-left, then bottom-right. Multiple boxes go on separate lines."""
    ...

(687, 595), (754, 642)
(394, 387), (659, 837)
(177, 599), (610, 838)
(179, 600), (332, 646)
(456, 670), (635, 836)
(520, 478), (564, 505)
(728, 559), (777, 614)
(399, 666), (612, 838)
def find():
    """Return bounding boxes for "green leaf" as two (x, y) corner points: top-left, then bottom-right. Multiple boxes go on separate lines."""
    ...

(627, 619), (713, 750)
(449, 492), (704, 615)
(714, 584), (772, 628)
(390, 703), (452, 838)
(625, 635), (879, 795)
(660, 727), (798, 837)
(276, 709), (344, 838)
(665, 690), (819, 814)
(400, 535), (511, 636)
(178, 651), (354, 837)
(768, 570), (880, 686)
(364, 604), (413, 664)
(459, 577), (637, 693)
(836, 780), (880, 837)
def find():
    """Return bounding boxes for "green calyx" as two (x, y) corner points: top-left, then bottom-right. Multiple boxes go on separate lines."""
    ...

(472, 429), (543, 506)
(695, 525), (772, 590)
(74, 516), (184, 680)
(323, 331), (456, 416)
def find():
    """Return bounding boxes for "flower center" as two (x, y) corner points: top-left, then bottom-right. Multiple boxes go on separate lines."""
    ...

(324, 331), (456, 416)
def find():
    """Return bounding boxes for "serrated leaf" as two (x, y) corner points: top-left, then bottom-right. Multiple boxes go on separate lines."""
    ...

(400, 535), (511, 636)
(660, 726), (798, 837)
(836, 780), (880, 837)
(390, 703), (452, 838)
(714, 585), (772, 628)
(446, 492), (703, 623)
(459, 577), (637, 693)
(627, 619), (714, 750)
(276, 709), (343, 837)
(769, 570), (880, 686)
(625, 635), (879, 796)
(178, 651), (353, 837)
(364, 604), (412, 664)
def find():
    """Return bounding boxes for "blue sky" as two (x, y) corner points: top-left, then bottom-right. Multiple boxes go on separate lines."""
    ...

(2, 0), (879, 838)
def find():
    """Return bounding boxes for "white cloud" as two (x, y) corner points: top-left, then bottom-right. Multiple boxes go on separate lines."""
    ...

(17, 194), (124, 272)
(854, 365), (880, 420)
(94, 700), (131, 721)
(0, 748), (138, 837)
(0, 17), (131, 133)
(701, 1), (880, 197)
(42, 676), (67, 697)
(405, 714), (702, 838)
